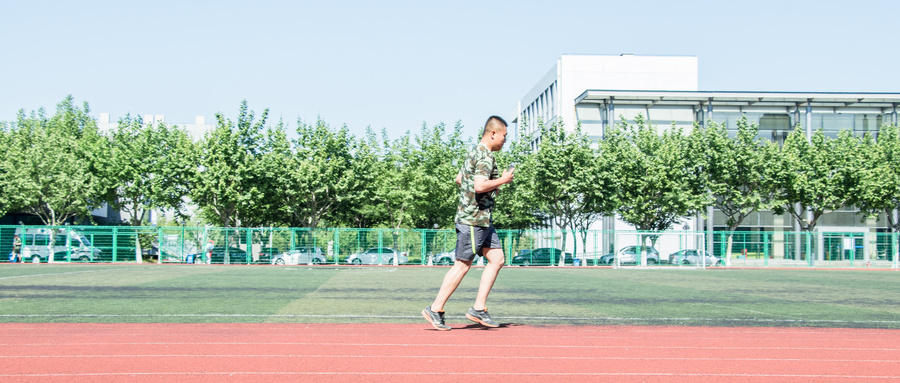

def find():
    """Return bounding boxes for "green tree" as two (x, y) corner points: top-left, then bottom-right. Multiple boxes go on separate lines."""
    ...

(407, 122), (468, 229)
(525, 120), (611, 265)
(278, 118), (356, 228)
(8, 96), (114, 228)
(191, 101), (270, 228)
(110, 115), (196, 226)
(696, 117), (779, 265)
(334, 128), (383, 228)
(775, 128), (861, 234)
(257, 119), (293, 227)
(492, 129), (545, 231)
(376, 131), (426, 230)
(0, 123), (13, 218)
(856, 124), (900, 232)
(609, 115), (704, 264)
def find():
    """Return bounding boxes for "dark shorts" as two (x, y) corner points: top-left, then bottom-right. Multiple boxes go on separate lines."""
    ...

(455, 223), (502, 262)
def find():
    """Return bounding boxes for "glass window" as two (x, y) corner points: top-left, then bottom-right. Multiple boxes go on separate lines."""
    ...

(822, 114), (853, 132)
(647, 106), (694, 130)
(854, 114), (885, 134)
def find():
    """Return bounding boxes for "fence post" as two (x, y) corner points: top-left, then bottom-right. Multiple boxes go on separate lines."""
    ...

(894, 231), (899, 269)
(244, 228), (250, 264)
(719, 231), (726, 267)
(423, 230), (430, 266)
(62, 226), (69, 263)
(180, 225), (185, 263)
(806, 231), (813, 267)
(110, 227), (117, 263)
(333, 229), (340, 265)
(395, 229), (402, 266)
(290, 229), (296, 253)
(157, 225), (163, 264)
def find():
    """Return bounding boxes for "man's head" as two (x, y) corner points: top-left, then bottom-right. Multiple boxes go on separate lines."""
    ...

(481, 115), (508, 151)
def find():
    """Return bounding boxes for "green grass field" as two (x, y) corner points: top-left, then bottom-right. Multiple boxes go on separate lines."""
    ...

(1, 264), (898, 328)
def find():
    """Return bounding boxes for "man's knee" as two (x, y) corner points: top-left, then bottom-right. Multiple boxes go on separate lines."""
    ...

(453, 259), (473, 270)
(483, 248), (505, 267)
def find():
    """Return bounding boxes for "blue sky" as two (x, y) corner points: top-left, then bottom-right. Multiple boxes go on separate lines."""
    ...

(2, 0), (898, 139)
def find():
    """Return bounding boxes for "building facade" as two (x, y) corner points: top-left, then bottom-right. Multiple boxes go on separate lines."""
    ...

(512, 54), (900, 260)
(512, 54), (698, 142)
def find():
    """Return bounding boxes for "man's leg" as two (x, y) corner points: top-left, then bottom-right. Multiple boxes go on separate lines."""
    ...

(472, 247), (504, 311)
(430, 259), (472, 312)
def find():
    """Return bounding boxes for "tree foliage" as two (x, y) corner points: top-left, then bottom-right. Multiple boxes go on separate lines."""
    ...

(110, 115), (196, 226)
(0, 122), (14, 218)
(610, 115), (703, 232)
(191, 100), (271, 227)
(856, 124), (900, 231)
(694, 117), (780, 264)
(523, 120), (614, 264)
(278, 119), (356, 228)
(4, 96), (897, 241)
(775, 128), (861, 232)
(7, 96), (114, 226)
(406, 122), (467, 229)
(492, 129), (545, 230)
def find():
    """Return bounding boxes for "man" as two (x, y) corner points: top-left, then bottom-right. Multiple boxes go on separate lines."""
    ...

(422, 115), (514, 331)
(12, 234), (22, 263)
(205, 240), (214, 264)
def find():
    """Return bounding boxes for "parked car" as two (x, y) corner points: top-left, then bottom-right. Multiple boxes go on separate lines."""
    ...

(668, 249), (722, 266)
(195, 246), (248, 264)
(511, 247), (573, 266)
(432, 250), (456, 266)
(257, 246), (281, 263)
(599, 246), (660, 265)
(271, 247), (326, 265)
(345, 247), (408, 265)
(15, 228), (102, 263)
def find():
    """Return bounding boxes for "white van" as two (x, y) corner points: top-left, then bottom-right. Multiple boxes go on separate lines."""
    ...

(14, 228), (102, 263)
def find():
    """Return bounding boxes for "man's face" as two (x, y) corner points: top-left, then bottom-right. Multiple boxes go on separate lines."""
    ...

(489, 125), (508, 151)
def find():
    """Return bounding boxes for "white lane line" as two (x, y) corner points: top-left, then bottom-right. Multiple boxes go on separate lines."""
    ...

(1, 354), (897, 363)
(0, 372), (897, 379)
(4, 342), (899, 351)
(0, 268), (130, 280)
(1, 314), (898, 326)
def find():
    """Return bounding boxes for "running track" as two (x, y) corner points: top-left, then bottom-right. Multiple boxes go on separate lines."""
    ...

(1, 323), (898, 382)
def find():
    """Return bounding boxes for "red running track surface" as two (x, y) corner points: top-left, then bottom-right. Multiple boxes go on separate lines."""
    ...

(1, 323), (899, 382)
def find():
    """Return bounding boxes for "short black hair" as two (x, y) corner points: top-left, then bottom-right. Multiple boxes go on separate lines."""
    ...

(483, 115), (508, 136)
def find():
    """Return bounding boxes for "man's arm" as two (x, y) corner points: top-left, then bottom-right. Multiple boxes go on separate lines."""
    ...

(473, 169), (514, 193)
(455, 172), (462, 186)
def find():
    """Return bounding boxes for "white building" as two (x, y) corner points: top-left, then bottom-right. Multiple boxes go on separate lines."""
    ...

(512, 54), (698, 142)
(512, 54), (900, 262)
(97, 113), (215, 140)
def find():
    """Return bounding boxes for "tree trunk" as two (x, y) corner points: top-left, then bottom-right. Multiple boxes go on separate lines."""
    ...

(725, 232), (734, 267)
(558, 229), (566, 267)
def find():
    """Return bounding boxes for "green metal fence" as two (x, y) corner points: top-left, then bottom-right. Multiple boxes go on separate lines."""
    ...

(1, 225), (898, 269)
(712, 230), (899, 268)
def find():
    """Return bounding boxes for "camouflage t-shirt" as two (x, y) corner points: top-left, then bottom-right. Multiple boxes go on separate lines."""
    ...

(455, 143), (500, 227)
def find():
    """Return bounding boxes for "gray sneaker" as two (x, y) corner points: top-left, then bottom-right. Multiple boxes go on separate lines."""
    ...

(466, 307), (499, 327)
(422, 306), (451, 331)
